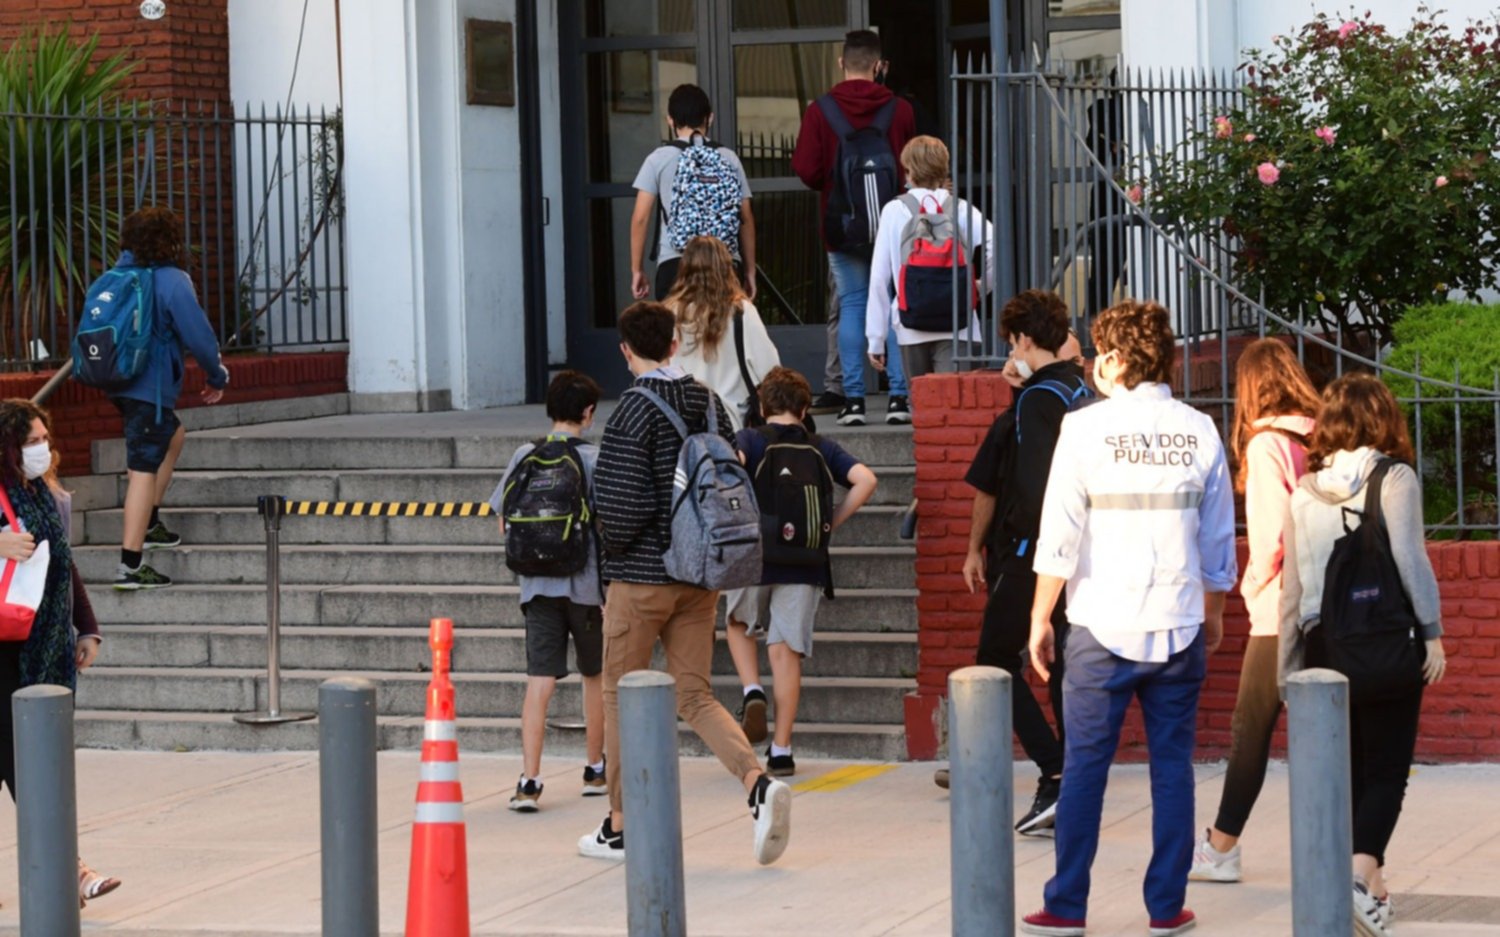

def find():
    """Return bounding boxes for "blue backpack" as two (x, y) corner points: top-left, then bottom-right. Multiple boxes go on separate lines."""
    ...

(72, 264), (158, 394)
(818, 95), (899, 252)
(1014, 377), (1094, 443)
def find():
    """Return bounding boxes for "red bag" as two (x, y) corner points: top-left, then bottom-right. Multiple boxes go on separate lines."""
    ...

(0, 487), (39, 642)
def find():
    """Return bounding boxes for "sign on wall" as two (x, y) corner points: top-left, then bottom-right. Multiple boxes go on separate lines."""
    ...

(466, 19), (515, 107)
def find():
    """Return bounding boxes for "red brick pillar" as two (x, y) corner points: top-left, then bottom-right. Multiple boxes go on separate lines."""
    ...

(906, 370), (1015, 759)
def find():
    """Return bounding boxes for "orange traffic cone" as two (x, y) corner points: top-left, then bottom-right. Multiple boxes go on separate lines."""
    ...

(405, 617), (471, 937)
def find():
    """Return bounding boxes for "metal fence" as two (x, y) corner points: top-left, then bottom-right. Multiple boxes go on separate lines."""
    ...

(1, 100), (347, 370)
(947, 62), (1499, 536)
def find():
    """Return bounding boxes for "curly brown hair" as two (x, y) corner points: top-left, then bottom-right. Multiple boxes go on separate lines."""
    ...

(1306, 373), (1414, 472)
(999, 289), (1069, 352)
(0, 399), (50, 492)
(1230, 338), (1321, 492)
(121, 206), (187, 267)
(757, 366), (812, 419)
(1090, 299), (1176, 388)
(665, 237), (746, 362)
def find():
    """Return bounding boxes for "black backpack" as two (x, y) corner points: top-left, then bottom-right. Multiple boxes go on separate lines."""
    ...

(817, 95), (899, 252)
(752, 425), (836, 573)
(1318, 459), (1427, 703)
(501, 436), (593, 577)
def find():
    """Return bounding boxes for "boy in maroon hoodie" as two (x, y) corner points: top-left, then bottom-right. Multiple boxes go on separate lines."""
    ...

(792, 29), (917, 428)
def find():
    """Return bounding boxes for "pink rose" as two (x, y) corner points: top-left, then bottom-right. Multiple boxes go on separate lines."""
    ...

(1257, 162), (1280, 185)
(1435, 175), (1449, 188)
(1315, 125), (1337, 146)
(1243, 133), (1257, 143)
(1338, 20), (1360, 40)
(1214, 116), (1233, 139)
(1126, 184), (1144, 205)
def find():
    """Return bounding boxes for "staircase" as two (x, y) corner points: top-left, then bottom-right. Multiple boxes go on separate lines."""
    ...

(70, 400), (919, 760)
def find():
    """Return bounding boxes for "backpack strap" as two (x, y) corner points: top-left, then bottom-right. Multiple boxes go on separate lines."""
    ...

(623, 386), (691, 442)
(816, 95), (857, 140)
(868, 98), (898, 135)
(1014, 378), (1087, 442)
(732, 308), (758, 407)
(1359, 458), (1399, 532)
(898, 192), (922, 217)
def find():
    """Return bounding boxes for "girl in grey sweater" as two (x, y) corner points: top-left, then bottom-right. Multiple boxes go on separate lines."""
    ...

(1278, 374), (1448, 937)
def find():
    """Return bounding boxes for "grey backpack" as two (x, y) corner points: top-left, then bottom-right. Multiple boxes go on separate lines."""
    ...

(626, 385), (763, 590)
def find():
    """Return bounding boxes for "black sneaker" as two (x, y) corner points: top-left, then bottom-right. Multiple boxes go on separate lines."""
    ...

(113, 563), (172, 591)
(748, 774), (792, 865)
(582, 762), (607, 796)
(886, 395), (912, 425)
(577, 815), (625, 861)
(508, 776), (543, 812)
(1016, 776), (1061, 835)
(810, 391), (847, 415)
(837, 398), (867, 426)
(765, 747), (796, 777)
(738, 688), (768, 744)
(143, 522), (182, 550)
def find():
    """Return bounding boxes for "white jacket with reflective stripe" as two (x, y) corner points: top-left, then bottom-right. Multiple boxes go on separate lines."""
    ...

(1034, 382), (1239, 642)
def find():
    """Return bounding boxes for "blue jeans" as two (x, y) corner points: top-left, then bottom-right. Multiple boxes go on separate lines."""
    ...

(1044, 626), (1205, 923)
(828, 250), (907, 400)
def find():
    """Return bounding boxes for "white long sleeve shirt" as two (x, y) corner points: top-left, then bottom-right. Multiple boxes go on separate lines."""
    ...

(1034, 382), (1239, 661)
(865, 188), (993, 352)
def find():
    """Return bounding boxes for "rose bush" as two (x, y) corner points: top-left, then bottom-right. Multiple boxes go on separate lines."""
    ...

(1143, 8), (1500, 344)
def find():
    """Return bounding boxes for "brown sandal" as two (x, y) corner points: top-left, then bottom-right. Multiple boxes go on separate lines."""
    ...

(79, 859), (121, 907)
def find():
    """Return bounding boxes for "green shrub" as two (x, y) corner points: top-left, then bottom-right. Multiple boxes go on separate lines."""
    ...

(1382, 302), (1500, 533)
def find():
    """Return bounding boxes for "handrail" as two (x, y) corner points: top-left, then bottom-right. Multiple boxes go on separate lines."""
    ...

(30, 360), (73, 406)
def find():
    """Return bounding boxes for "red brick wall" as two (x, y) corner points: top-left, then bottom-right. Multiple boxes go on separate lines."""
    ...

(909, 370), (1500, 764)
(0, 352), (347, 477)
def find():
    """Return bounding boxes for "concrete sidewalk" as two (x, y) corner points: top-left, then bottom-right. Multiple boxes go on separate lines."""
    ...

(0, 751), (1495, 935)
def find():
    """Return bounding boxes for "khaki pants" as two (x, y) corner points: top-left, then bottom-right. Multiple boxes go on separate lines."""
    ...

(603, 581), (762, 815)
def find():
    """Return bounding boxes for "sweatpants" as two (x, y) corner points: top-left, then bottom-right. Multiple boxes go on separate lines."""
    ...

(976, 551), (1067, 779)
(1045, 626), (1205, 923)
(1212, 635), (1282, 837)
(601, 581), (761, 817)
(1351, 685), (1424, 865)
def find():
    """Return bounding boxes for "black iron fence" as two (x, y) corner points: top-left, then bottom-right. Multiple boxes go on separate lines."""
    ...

(1, 100), (347, 371)
(948, 62), (1499, 536)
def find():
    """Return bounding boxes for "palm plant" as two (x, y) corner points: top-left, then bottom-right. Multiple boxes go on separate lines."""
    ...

(0, 28), (137, 365)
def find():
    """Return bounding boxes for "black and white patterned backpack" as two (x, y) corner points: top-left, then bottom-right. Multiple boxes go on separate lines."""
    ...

(666, 139), (742, 256)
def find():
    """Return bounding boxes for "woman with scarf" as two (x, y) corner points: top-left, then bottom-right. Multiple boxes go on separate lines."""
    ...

(0, 399), (120, 907)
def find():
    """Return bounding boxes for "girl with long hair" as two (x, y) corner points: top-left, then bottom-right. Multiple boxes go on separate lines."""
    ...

(1192, 338), (1320, 882)
(665, 236), (780, 432)
(1279, 373), (1447, 935)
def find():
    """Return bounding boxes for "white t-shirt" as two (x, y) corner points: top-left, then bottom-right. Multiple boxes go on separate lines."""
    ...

(633, 137), (752, 263)
(672, 300), (779, 433)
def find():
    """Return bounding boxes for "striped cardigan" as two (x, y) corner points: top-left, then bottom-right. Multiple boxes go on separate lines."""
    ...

(595, 375), (735, 585)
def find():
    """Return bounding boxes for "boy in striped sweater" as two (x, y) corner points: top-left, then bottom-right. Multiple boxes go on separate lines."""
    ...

(578, 301), (792, 867)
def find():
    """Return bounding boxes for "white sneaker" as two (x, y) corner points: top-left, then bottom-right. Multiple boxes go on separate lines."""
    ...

(1188, 829), (1242, 883)
(1376, 893), (1394, 929)
(1354, 877), (1390, 936)
(577, 816), (625, 861)
(749, 775), (791, 865)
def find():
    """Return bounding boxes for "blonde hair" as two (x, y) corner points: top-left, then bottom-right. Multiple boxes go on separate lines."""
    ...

(901, 136), (950, 190)
(664, 236), (746, 362)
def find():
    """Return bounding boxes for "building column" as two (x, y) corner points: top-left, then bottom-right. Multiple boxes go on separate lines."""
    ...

(1122, 0), (1238, 71)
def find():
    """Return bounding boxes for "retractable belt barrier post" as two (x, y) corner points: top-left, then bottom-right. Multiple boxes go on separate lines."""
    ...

(14, 685), (82, 936)
(1286, 668), (1354, 936)
(948, 666), (1015, 937)
(237, 495), (313, 725)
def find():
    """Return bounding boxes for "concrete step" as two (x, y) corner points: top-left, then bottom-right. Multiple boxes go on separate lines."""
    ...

(74, 543), (915, 589)
(74, 709), (907, 760)
(85, 583), (918, 632)
(97, 625), (920, 679)
(138, 466), (916, 508)
(75, 666), (913, 725)
(80, 503), (913, 550)
(92, 429), (915, 475)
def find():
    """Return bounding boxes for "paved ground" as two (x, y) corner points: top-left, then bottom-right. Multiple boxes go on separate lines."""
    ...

(0, 751), (1495, 935)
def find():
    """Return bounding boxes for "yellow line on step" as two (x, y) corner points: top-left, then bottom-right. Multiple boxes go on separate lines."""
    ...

(792, 764), (896, 793)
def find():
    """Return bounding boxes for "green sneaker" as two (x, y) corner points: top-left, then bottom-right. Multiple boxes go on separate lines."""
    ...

(114, 563), (173, 591)
(143, 522), (182, 550)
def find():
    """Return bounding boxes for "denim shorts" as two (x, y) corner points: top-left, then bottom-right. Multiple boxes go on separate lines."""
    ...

(111, 398), (181, 473)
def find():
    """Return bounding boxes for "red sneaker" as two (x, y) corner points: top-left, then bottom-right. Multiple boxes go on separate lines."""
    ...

(1020, 909), (1087, 936)
(1149, 909), (1197, 936)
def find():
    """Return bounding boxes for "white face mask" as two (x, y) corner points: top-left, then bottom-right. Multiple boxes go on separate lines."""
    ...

(1011, 355), (1034, 381)
(1094, 350), (1120, 398)
(21, 442), (50, 481)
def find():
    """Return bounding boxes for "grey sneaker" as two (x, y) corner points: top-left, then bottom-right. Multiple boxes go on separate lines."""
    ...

(1188, 828), (1242, 882)
(143, 522), (182, 550)
(114, 563), (172, 591)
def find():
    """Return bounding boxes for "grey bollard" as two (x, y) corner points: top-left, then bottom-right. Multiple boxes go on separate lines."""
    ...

(320, 678), (379, 937)
(948, 666), (1015, 937)
(1286, 668), (1353, 936)
(619, 670), (687, 937)
(14, 685), (81, 936)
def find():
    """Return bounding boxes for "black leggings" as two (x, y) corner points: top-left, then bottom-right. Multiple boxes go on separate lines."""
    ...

(976, 553), (1067, 778)
(1351, 686), (1424, 865)
(1213, 635), (1282, 837)
(0, 642), (22, 798)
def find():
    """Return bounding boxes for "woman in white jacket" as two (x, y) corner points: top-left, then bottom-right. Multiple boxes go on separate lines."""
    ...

(666, 236), (780, 432)
(865, 136), (993, 385)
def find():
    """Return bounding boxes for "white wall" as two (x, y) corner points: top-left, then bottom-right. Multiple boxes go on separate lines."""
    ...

(228, 0), (342, 111)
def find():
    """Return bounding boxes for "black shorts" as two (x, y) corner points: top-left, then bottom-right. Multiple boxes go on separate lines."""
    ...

(522, 597), (603, 679)
(111, 397), (182, 473)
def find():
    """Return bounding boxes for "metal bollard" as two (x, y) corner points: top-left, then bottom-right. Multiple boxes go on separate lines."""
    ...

(237, 495), (313, 724)
(1286, 668), (1353, 936)
(14, 685), (81, 936)
(619, 670), (687, 937)
(948, 666), (1015, 937)
(320, 677), (379, 937)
